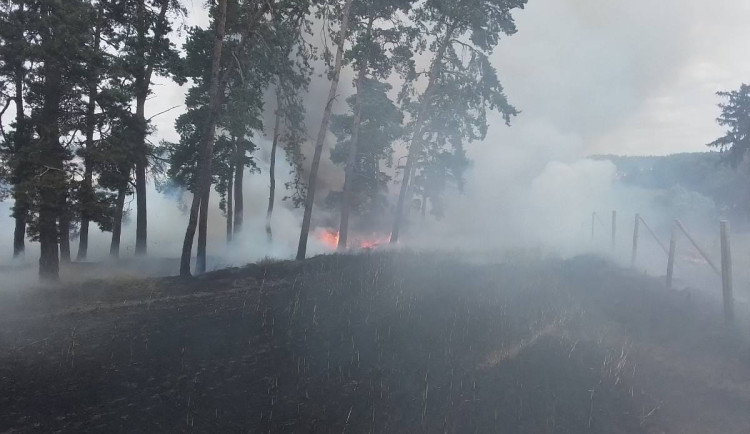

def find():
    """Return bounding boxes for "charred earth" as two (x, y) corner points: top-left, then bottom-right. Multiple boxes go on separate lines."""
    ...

(0, 252), (748, 433)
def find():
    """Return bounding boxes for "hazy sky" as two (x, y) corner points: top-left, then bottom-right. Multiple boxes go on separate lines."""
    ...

(485, 0), (750, 157)
(146, 0), (750, 163)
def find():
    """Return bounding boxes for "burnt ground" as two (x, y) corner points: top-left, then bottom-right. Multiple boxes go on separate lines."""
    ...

(0, 252), (749, 433)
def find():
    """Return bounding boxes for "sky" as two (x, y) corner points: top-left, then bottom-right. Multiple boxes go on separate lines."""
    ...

(150, 0), (750, 159)
(484, 0), (750, 158)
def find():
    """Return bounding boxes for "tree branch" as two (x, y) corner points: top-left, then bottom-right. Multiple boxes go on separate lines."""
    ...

(0, 98), (11, 142)
(450, 38), (480, 55)
(147, 104), (183, 121)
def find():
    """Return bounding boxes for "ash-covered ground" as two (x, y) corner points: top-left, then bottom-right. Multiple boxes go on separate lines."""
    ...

(0, 252), (748, 433)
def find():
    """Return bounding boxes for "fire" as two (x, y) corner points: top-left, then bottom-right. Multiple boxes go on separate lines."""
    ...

(359, 234), (390, 249)
(317, 229), (340, 249)
(315, 229), (390, 251)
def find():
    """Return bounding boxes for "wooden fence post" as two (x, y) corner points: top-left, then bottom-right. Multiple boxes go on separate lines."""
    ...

(720, 221), (734, 325)
(591, 212), (596, 241)
(666, 221), (677, 289)
(631, 214), (640, 268)
(611, 210), (617, 252)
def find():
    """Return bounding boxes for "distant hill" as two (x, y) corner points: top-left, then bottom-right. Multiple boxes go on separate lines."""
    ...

(591, 152), (750, 221)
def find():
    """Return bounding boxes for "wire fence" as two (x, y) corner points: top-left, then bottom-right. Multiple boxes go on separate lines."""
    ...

(591, 210), (736, 325)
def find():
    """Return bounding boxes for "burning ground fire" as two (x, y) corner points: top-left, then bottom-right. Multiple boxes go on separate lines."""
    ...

(315, 229), (390, 250)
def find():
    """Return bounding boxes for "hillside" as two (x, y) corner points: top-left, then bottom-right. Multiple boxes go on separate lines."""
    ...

(593, 152), (750, 223)
(0, 252), (749, 433)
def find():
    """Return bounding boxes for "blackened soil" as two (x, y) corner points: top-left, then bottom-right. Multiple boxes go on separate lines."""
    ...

(0, 252), (748, 433)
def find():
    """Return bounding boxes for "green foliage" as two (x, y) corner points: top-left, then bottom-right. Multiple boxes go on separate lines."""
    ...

(167, 0), (315, 211)
(328, 78), (402, 220)
(397, 0), (524, 219)
(599, 152), (750, 220)
(707, 84), (750, 167)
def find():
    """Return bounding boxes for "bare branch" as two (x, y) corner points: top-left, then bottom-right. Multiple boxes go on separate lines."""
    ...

(0, 98), (11, 142)
(147, 104), (183, 121)
(450, 38), (480, 55)
(231, 51), (245, 84)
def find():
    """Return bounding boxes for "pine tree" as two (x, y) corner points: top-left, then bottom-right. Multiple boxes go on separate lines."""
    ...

(708, 84), (750, 166)
(77, 0), (131, 260)
(179, 0), (228, 276)
(328, 78), (402, 234)
(390, 0), (525, 243)
(23, 0), (95, 279)
(176, 0), (314, 274)
(265, 5), (313, 242)
(296, 0), (354, 260)
(335, 0), (413, 249)
(120, 0), (183, 256)
(0, 0), (32, 258)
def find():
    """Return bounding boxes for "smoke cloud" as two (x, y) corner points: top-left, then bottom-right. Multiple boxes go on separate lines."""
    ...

(2, 0), (750, 296)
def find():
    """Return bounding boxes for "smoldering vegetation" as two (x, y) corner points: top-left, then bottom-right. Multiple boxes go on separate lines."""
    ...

(1, 252), (748, 433)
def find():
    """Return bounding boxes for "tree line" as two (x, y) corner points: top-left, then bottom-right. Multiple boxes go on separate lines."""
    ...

(0, 0), (527, 281)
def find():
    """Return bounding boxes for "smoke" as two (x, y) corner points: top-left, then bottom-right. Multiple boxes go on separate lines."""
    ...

(406, 0), (750, 297)
(0, 139), (337, 291)
(2, 0), (750, 297)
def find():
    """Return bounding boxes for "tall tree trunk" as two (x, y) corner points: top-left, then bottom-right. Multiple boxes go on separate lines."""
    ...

(196, 182), (210, 274)
(13, 205), (27, 258)
(180, 0), (228, 276)
(338, 18), (372, 250)
(390, 23), (456, 244)
(12, 0), (27, 258)
(110, 186), (126, 258)
(12, 92), (27, 258)
(78, 3), (104, 261)
(296, 0), (354, 260)
(421, 194), (427, 219)
(38, 8), (64, 281)
(133, 0), (147, 256)
(226, 161), (234, 243)
(59, 213), (71, 263)
(133, 0), (169, 257)
(233, 141), (244, 235)
(134, 97), (148, 256)
(266, 90), (282, 242)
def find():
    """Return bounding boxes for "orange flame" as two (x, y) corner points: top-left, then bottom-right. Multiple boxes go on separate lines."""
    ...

(315, 229), (390, 251)
(317, 229), (340, 249)
(359, 234), (390, 249)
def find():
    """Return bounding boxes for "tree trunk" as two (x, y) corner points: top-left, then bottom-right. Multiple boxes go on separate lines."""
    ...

(133, 0), (169, 257)
(296, 0), (354, 260)
(12, 102), (27, 259)
(110, 186), (126, 258)
(78, 168), (93, 260)
(390, 23), (456, 244)
(180, 0), (228, 276)
(59, 213), (71, 263)
(12, 0), (27, 258)
(78, 4), (104, 261)
(196, 182), (210, 274)
(13, 209), (27, 258)
(134, 90), (148, 256)
(266, 91), (282, 242)
(226, 162), (234, 243)
(233, 140), (244, 235)
(338, 18), (372, 250)
(37, 7), (64, 281)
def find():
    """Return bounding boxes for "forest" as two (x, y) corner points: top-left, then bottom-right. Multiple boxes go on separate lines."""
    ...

(2, 0), (750, 283)
(0, 0), (527, 281)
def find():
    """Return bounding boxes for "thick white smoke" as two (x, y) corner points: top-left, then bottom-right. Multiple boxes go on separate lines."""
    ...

(2, 0), (750, 296)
